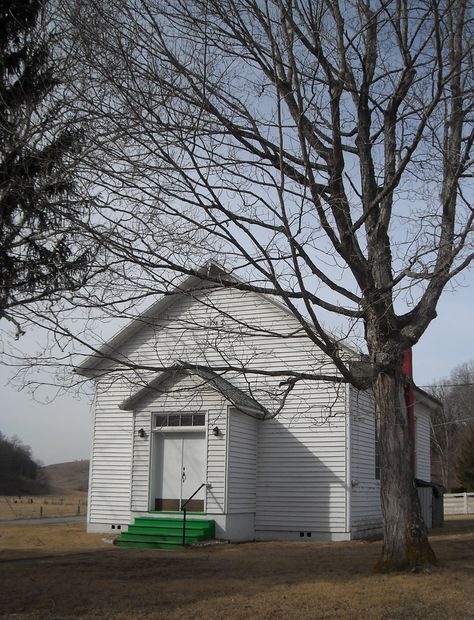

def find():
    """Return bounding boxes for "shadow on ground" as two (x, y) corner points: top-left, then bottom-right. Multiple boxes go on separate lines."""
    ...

(0, 518), (473, 619)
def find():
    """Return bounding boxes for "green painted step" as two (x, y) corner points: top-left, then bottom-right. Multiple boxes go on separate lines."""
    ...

(113, 517), (215, 550)
(127, 525), (213, 536)
(134, 517), (213, 528)
(149, 511), (206, 516)
(119, 533), (208, 544)
(121, 528), (212, 540)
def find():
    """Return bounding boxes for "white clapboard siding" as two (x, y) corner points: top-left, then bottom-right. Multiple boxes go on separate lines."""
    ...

(227, 408), (257, 513)
(88, 377), (133, 525)
(130, 408), (151, 512)
(99, 289), (337, 394)
(415, 402), (431, 482)
(349, 387), (382, 535)
(349, 386), (434, 536)
(89, 286), (346, 531)
(255, 386), (347, 533)
(206, 392), (228, 515)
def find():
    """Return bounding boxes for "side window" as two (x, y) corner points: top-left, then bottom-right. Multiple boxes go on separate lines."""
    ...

(375, 415), (381, 480)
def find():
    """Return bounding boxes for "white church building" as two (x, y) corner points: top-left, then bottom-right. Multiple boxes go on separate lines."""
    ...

(77, 266), (438, 545)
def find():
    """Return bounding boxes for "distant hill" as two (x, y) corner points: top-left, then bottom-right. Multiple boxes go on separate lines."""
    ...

(42, 460), (89, 493)
(0, 432), (48, 495)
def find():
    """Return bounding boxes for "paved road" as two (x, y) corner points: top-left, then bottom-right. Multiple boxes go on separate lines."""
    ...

(0, 516), (86, 526)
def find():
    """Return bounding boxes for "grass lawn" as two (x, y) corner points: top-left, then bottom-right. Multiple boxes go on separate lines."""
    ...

(0, 517), (473, 619)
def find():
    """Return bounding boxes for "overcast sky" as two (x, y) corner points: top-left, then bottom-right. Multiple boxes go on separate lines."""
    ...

(1, 271), (473, 466)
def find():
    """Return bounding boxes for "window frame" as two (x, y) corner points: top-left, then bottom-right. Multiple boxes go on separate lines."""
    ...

(152, 411), (206, 429)
(374, 415), (381, 481)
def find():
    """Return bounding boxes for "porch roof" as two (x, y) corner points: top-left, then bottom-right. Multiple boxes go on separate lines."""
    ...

(119, 367), (270, 419)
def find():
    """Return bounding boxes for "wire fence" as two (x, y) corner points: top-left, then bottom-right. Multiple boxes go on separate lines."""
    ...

(0, 494), (87, 520)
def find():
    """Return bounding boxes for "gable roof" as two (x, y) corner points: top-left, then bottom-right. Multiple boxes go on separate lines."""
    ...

(76, 263), (231, 376)
(77, 261), (340, 376)
(75, 262), (441, 411)
(119, 367), (270, 419)
(414, 386), (442, 410)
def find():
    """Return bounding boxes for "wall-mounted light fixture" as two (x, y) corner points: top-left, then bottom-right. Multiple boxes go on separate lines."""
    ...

(212, 426), (220, 437)
(138, 428), (146, 438)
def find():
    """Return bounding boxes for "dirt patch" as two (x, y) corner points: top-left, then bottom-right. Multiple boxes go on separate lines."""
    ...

(0, 519), (474, 619)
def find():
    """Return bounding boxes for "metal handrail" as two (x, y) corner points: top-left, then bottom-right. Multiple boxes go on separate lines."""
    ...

(181, 483), (207, 546)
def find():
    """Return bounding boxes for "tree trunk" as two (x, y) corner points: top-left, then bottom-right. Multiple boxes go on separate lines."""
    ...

(373, 367), (436, 572)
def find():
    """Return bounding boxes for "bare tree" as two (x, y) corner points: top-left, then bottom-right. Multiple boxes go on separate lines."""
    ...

(457, 424), (474, 490)
(55, 0), (474, 570)
(430, 361), (474, 490)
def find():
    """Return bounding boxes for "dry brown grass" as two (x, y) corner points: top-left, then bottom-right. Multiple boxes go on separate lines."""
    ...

(41, 460), (89, 493)
(0, 517), (473, 619)
(0, 522), (112, 560)
(0, 493), (87, 520)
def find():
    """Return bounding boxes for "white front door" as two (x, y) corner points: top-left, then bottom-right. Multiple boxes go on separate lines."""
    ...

(153, 431), (206, 511)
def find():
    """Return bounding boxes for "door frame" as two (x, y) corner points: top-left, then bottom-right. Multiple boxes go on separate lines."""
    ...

(149, 415), (208, 513)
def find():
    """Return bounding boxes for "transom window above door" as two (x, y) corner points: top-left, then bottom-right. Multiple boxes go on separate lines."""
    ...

(153, 412), (206, 428)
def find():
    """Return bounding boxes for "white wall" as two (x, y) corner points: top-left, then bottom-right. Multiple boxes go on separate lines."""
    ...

(255, 380), (348, 538)
(349, 387), (434, 537)
(349, 387), (382, 537)
(415, 400), (431, 482)
(227, 407), (257, 514)
(224, 407), (258, 539)
(87, 376), (133, 530)
(93, 287), (342, 416)
(88, 286), (348, 536)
